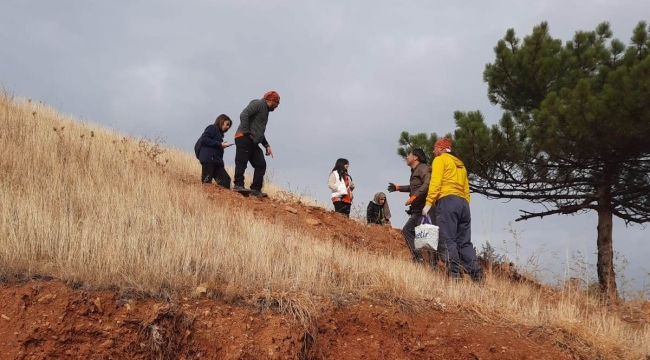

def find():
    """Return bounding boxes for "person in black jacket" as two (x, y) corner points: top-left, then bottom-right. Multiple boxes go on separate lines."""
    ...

(366, 192), (391, 225)
(198, 114), (233, 189)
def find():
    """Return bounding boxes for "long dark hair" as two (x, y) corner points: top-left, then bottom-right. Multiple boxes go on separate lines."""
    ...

(331, 158), (349, 181)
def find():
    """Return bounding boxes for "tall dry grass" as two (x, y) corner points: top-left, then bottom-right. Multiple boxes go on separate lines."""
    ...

(0, 93), (648, 359)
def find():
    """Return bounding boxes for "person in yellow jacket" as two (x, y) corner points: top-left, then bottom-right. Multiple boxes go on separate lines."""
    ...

(422, 138), (481, 282)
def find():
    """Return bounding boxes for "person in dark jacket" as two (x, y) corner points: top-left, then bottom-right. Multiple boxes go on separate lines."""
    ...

(387, 148), (436, 263)
(232, 90), (280, 197)
(198, 114), (232, 189)
(367, 192), (391, 225)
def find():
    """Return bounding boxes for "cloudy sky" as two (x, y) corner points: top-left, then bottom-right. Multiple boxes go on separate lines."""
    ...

(2, 0), (649, 292)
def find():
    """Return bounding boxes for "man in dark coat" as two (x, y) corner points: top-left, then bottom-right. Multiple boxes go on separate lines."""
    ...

(232, 90), (280, 197)
(387, 148), (436, 263)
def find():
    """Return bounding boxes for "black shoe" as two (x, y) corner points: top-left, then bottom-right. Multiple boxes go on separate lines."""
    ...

(250, 190), (268, 198)
(233, 185), (251, 194)
(471, 273), (484, 284)
(448, 272), (463, 283)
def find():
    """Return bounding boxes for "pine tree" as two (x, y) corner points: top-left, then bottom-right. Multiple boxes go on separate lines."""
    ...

(397, 21), (650, 302)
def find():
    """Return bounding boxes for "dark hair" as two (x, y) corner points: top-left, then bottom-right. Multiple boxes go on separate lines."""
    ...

(410, 148), (427, 164)
(332, 158), (349, 181)
(214, 114), (232, 133)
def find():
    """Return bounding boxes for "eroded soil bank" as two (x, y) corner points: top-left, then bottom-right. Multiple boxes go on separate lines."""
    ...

(0, 281), (577, 359)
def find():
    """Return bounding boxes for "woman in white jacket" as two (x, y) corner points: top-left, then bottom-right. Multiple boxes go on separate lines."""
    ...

(328, 158), (355, 217)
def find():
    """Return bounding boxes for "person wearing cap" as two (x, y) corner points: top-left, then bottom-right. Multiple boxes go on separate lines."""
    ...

(232, 91), (280, 197)
(366, 192), (391, 225)
(387, 148), (435, 263)
(422, 138), (481, 282)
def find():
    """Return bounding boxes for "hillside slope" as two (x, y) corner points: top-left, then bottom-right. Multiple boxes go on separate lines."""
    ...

(1, 93), (648, 359)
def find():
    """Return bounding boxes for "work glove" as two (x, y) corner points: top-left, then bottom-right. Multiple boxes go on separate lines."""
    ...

(387, 182), (397, 192)
(422, 205), (431, 216)
(405, 195), (416, 206)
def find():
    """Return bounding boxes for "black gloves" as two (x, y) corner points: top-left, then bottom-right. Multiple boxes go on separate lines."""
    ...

(387, 182), (397, 192)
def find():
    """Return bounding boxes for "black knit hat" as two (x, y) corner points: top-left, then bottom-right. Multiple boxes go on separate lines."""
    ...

(411, 148), (427, 164)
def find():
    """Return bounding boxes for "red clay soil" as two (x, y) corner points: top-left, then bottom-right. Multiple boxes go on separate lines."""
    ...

(0, 281), (576, 360)
(202, 184), (415, 261)
(0, 184), (598, 359)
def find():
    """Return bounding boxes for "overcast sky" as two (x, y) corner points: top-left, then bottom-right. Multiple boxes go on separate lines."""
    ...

(2, 0), (648, 293)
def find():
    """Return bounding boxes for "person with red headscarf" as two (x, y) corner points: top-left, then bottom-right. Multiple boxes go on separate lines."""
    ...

(422, 138), (482, 282)
(232, 91), (280, 197)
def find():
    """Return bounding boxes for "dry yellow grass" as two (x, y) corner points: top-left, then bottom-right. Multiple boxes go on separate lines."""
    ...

(0, 93), (648, 359)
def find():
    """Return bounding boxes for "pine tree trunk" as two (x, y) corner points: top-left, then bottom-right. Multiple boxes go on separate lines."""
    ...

(596, 185), (618, 303)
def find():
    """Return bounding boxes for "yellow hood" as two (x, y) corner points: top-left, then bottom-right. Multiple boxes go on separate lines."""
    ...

(425, 153), (470, 205)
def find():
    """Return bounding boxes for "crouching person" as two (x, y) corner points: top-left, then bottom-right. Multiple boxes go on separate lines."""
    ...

(387, 148), (436, 264)
(198, 114), (233, 189)
(367, 192), (391, 225)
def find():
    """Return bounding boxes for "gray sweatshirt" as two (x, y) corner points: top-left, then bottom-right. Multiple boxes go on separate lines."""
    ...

(236, 99), (271, 147)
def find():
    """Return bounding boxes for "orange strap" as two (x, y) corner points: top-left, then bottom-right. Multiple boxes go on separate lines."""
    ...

(234, 133), (245, 139)
(342, 176), (353, 203)
(395, 184), (400, 191)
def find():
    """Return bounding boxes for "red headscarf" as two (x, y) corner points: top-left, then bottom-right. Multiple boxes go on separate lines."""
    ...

(263, 91), (280, 103)
(435, 138), (452, 152)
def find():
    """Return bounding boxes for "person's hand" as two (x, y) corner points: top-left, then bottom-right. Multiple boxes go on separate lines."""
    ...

(422, 205), (431, 216)
(405, 195), (416, 206)
(221, 142), (230, 149)
(387, 182), (397, 192)
(265, 146), (274, 158)
(349, 182), (355, 191)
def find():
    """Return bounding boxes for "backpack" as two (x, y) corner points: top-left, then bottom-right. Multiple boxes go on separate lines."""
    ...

(194, 136), (202, 159)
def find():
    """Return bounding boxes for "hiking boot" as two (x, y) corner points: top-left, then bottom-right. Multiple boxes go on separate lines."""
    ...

(250, 190), (268, 198)
(232, 185), (251, 194)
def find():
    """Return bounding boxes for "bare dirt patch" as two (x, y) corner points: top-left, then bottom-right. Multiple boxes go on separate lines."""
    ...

(201, 183), (413, 261)
(0, 281), (576, 359)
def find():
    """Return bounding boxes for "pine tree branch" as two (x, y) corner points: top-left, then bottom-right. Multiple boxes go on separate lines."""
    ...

(611, 208), (650, 225)
(471, 186), (596, 201)
(515, 200), (597, 221)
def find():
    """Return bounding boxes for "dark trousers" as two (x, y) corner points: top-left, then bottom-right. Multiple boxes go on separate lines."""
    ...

(436, 195), (481, 279)
(402, 207), (437, 264)
(201, 163), (231, 189)
(233, 136), (266, 191)
(333, 201), (351, 217)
